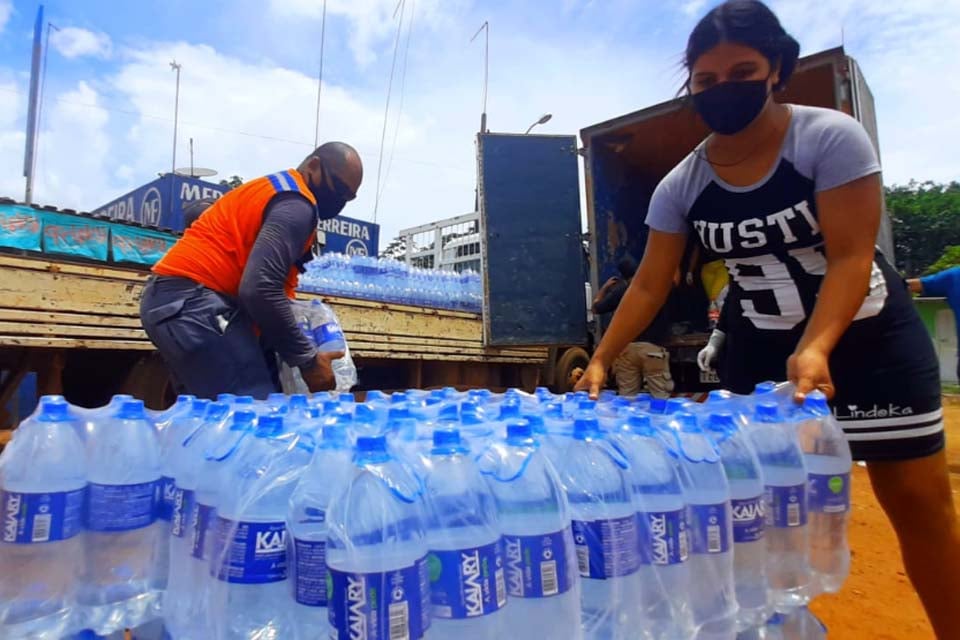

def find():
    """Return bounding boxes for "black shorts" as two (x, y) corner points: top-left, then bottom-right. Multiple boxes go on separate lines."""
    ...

(720, 282), (945, 462)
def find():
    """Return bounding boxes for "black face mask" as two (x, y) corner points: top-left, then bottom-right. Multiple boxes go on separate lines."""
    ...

(692, 79), (769, 135)
(308, 174), (348, 220)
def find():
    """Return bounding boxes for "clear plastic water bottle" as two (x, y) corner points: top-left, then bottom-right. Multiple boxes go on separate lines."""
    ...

(707, 413), (769, 629)
(424, 428), (507, 639)
(0, 396), (87, 638)
(287, 421), (353, 640)
(480, 421), (582, 640)
(208, 414), (310, 639)
(795, 391), (852, 594)
(671, 412), (737, 639)
(748, 403), (812, 610)
(80, 399), (163, 635)
(326, 435), (432, 640)
(559, 417), (640, 639)
(610, 412), (694, 640)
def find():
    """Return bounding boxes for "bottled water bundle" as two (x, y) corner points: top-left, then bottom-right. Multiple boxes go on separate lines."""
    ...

(0, 382), (848, 639)
(299, 252), (484, 313)
(280, 298), (358, 393)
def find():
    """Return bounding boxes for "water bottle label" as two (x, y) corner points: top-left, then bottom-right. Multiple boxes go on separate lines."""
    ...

(428, 539), (507, 619)
(210, 517), (288, 584)
(191, 502), (214, 560)
(294, 538), (328, 607)
(731, 496), (765, 543)
(315, 322), (344, 346)
(86, 480), (160, 532)
(1, 488), (85, 543)
(502, 527), (575, 598)
(766, 484), (808, 528)
(689, 503), (730, 555)
(158, 475), (176, 522)
(808, 472), (850, 514)
(171, 487), (194, 538)
(637, 509), (687, 565)
(572, 515), (640, 579)
(329, 556), (431, 640)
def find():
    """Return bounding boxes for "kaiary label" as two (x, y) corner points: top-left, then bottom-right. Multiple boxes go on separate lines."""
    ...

(210, 517), (287, 584)
(1, 488), (85, 544)
(429, 539), (506, 619)
(329, 557), (431, 640)
(294, 538), (328, 607)
(731, 496), (765, 543)
(808, 473), (850, 514)
(766, 484), (807, 528)
(689, 503), (730, 555)
(502, 527), (575, 598)
(638, 509), (687, 566)
(170, 488), (194, 538)
(86, 480), (159, 532)
(191, 502), (214, 560)
(159, 475), (176, 522)
(572, 515), (640, 579)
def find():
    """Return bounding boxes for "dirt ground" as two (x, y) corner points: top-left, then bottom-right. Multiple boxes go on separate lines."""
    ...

(808, 399), (959, 639)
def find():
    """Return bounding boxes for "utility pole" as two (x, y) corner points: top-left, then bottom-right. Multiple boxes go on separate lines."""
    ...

(170, 60), (182, 177)
(23, 6), (44, 205)
(314, 0), (327, 148)
(470, 21), (489, 134)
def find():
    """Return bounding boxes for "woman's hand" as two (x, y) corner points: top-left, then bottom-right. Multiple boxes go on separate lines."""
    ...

(575, 359), (608, 400)
(787, 346), (835, 402)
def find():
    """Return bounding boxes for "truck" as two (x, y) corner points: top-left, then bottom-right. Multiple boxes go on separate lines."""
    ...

(0, 46), (887, 434)
(474, 46), (891, 393)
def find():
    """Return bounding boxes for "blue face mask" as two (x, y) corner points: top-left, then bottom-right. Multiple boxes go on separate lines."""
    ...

(692, 79), (769, 135)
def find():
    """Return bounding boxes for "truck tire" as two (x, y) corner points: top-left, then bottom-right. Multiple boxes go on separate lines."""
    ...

(553, 347), (590, 394)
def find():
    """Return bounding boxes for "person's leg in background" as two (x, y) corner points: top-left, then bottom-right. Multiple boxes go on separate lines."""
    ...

(140, 277), (278, 400)
(613, 343), (644, 397)
(636, 342), (675, 399)
(867, 451), (960, 640)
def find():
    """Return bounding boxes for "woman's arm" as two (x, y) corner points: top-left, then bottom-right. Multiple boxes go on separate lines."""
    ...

(578, 230), (687, 397)
(788, 173), (882, 399)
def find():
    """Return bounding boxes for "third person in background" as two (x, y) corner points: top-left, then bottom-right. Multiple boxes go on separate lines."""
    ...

(909, 266), (960, 382)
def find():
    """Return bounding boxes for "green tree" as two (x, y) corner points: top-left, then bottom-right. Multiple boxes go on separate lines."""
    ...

(219, 175), (243, 189)
(887, 180), (960, 276)
(924, 245), (960, 275)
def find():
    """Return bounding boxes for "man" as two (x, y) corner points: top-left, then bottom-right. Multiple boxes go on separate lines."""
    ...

(592, 255), (675, 398)
(909, 265), (960, 381)
(140, 142), (363, 399)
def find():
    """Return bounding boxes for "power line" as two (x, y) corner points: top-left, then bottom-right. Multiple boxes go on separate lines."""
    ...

(313, 0), (327, 148)
(378, 0), (416, 205)
(372, 0), (407, 224)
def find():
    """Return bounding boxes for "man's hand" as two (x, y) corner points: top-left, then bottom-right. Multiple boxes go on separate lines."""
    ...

(301, 351), (345, 392)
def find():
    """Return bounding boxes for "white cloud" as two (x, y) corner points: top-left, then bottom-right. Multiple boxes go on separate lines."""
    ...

(50, 26), (112, 59)
(681, 0), (709, 17)
(0, 1), (12, 34)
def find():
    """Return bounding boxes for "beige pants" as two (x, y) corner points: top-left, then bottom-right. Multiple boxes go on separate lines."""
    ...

(614, 342), (675, 399)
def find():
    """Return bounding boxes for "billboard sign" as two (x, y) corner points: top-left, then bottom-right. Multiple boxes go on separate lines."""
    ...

(94, 174), (227, 230)
(317, 215), (380, 257)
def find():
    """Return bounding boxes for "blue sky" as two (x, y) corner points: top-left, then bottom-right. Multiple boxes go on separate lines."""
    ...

(0, 0), (958, 244)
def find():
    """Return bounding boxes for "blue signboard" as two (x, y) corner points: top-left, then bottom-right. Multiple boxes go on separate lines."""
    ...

(94, 174), (228, 231)
(317, 214), (380, 257)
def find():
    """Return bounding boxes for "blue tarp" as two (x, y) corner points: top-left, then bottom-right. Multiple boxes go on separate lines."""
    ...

(0, 204), (43, 251)
(41, 212), (110, 261)
(111, 225), (176, 265)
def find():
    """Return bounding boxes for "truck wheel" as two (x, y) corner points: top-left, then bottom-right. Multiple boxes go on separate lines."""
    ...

(121, 354), (176, 410)
(553, 347), (590, 394)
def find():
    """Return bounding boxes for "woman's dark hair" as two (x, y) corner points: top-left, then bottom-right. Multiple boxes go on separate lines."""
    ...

(685, 0), (800, 92)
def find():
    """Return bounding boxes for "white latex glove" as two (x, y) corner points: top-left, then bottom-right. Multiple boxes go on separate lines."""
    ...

(697, 329), (726, 372)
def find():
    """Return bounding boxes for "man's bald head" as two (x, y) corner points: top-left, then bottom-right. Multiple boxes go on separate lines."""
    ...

(299, 141), (363, 197)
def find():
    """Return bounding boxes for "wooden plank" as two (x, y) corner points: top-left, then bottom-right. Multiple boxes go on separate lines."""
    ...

(0, 309), (143, 328)
(0, 268), (144, 317)
(0, 321), (147, 339)
(0, 254), (148, 282)
(0, 336), (153, 350)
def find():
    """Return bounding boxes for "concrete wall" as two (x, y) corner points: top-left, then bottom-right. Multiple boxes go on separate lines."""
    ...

(915, 298), (958, 384)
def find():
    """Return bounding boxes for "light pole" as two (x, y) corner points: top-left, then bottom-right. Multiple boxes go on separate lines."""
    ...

(525, 113), (552, 135)
(170, 60), (182, 177)
(470, 21), (489, 133)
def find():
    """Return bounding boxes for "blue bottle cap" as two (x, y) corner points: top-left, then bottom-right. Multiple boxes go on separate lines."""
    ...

(267, 392), (287, 404)
(37, 396), (70, 422)
(709, 413), (736, 432)
(649, 397), (668, 414)
(339, 393), (356, 403)
(804, 390), (831, 414)
(442, 386), (457, 396)
(675, 412), (699, 432)
(573, 417), (600, 440)
(176, 394), (196, 403)
(217, 393), (237, 403)
(665, 398), (690, 414)
(755, 381), (777, 395)
(544, 402), (563, 418)
(388, 406), (411, 421)
(322, 424), (348, 446)
(634, 393), (652, 403)
(391, 392), (407, 404)
(754, 402), (781, 423)
(707, 389), (733, 403)
(573, 390), (589, 400)
(323, 400), (341, 413)
(506, 420), (533, 441)
(205, 401), (230, 421)
(234, 396), (255, 405)
(111, 394), (134, 402)
(499, 402), (521, 419)
(231, 409), (257, 431)
(625, 413), (653, 433)
(117, 399), (145, 420)
(190, 399), (212, 417)
(432, 428), (462, 449)
(429, 390), (446, 400)
(438, 404), (459, 422)
(356, 434), (387, 453)
(612, 397), (630, 408)
(578, 399), (597, 412)
(313, 391), (332, 403)
(354, 404), (377, 423)
(523, 413), (546, 432)
(289, 394), (309, 410)
(599, 390), (617, 401)
(535, 386), (551, 395)
(257, 414), (284, 437)
(366, 390), (388, 402)
(306, 407), (322, 419)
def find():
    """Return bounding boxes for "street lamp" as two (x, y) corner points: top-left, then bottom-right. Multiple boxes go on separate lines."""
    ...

(525, 113), (552, 135)
(170, 60), (182, 177)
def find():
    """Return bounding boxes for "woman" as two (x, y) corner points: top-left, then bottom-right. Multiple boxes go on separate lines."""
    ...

(577, 1), (960, 637)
